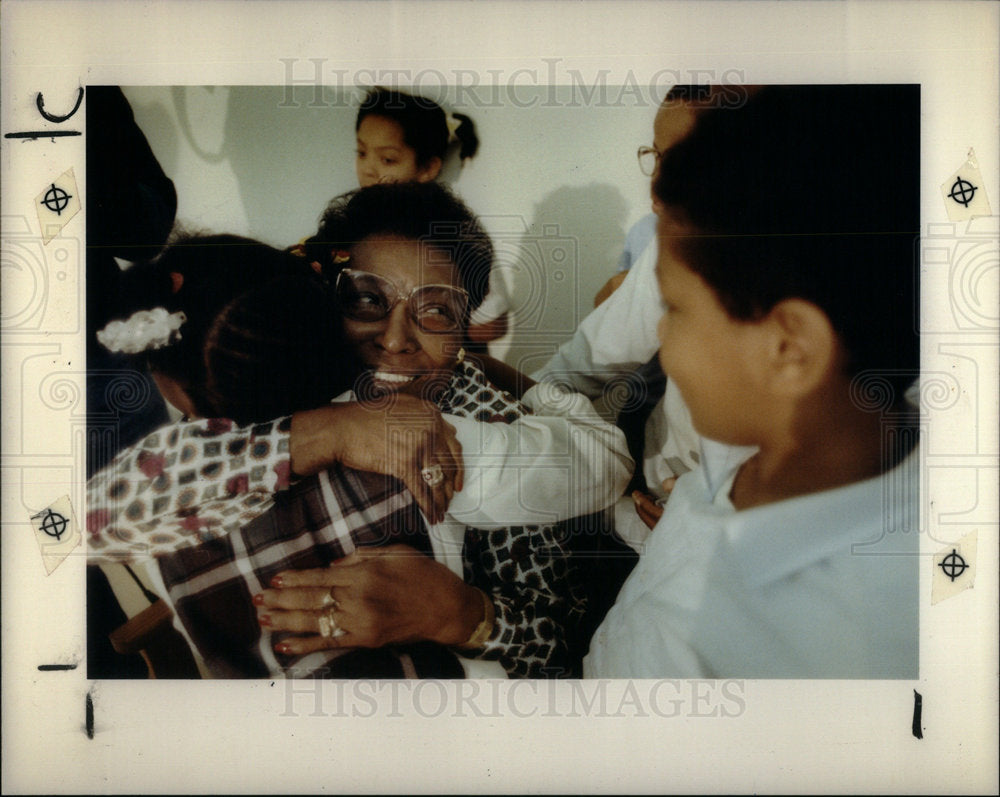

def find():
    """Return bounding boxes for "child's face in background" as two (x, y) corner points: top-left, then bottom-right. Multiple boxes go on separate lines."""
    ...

(355, 115), (441, 188)
(655, 220), (767, 445)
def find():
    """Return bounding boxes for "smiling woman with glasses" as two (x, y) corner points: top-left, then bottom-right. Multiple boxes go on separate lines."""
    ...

(86, 181), (632, 680)
(306, 182), (494, 403)
(247, 180), (632, 677)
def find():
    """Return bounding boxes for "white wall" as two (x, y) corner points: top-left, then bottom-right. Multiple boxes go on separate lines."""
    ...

(122, 84), (657, 371)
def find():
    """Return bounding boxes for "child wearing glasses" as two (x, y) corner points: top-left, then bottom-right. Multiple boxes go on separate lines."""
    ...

(535, 86), (722, 548)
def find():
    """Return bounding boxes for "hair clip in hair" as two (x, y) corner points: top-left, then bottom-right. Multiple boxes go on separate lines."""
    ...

(332, 250), (351, 264)
(96, 307), (187, 354)
(445, 113), (461, 143)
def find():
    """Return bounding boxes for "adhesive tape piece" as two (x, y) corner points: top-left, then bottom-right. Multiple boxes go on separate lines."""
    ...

(931, 530), (977, 605)
(941, 148), (992, 221)
(30, 494), (81, 575)
(34, 167), (81, 245)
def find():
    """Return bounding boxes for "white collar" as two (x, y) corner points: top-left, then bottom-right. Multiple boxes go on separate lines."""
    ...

(697, 437), (920, 588)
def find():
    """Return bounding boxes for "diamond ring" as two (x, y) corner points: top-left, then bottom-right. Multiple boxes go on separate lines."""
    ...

(420, 464), (445, 487)
(318, 607), (346, 639)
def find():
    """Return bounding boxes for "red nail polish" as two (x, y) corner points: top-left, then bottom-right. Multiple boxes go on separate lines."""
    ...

(252, 593), (264, 606)
(275, 642), (292, 655)
(270, 575), (284, 588)
(258, 614), (271, 626)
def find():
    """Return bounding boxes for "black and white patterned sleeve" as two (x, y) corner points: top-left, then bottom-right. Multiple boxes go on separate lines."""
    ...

(460, 522), (587, 678)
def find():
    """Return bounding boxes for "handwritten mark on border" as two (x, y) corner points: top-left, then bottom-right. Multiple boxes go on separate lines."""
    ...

(36, 87), (85, 123)
(4, 87), (84, 139)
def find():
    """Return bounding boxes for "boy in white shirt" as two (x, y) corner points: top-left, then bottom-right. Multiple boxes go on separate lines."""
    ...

(585, 85), (920, 678)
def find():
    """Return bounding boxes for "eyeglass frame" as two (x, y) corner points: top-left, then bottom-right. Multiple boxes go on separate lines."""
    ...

(334, 267), (471, 334)
(637, 144), (663, 177)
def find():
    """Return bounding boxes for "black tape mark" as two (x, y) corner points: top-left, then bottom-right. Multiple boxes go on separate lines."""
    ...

(85, 691), (95, 739)
(36, 87), (85, 123)
(4, 130), (82, 139)
(912, 690), (923, 739)
(37, 663), (78, 671)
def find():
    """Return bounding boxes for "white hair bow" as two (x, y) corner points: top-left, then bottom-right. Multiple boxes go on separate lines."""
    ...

(96, 307), (187, 354)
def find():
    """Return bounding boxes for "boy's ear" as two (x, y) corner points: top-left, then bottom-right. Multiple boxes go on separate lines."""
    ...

(761, 298), (839, 397)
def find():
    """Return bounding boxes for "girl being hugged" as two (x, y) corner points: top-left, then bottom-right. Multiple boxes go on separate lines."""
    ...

(88, 234), (371, 555)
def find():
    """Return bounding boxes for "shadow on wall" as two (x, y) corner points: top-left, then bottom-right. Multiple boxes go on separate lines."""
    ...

(126, 97), (180, 191)
(165, 86), (479, 249)
(222, 87), (353, 245)
(500, 183), (628, 376)
(166, 86), (353, 247)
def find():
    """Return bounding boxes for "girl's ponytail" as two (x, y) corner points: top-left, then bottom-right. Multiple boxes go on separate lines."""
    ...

(450, 112), (479, 162)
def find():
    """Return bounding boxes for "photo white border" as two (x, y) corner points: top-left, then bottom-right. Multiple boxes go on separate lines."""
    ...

(2, 1), (998, 793)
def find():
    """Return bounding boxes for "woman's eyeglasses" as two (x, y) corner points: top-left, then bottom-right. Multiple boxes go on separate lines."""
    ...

(637, 145), (663, 177)
(335, 269), (469, 333)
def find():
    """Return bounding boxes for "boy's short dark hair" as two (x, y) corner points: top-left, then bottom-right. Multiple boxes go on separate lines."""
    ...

(306, 181), (494, 313)
(654, 84), (920, 398)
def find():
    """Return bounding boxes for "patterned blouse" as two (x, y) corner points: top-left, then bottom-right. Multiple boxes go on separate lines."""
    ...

(88, 361), (587, 677)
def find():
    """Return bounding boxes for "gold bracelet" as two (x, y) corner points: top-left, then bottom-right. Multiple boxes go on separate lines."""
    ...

(458, 589), (495, 649)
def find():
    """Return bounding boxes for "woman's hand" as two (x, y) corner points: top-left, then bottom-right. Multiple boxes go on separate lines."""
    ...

(289, 397), (464, 523)
(255, 545), (487, 657)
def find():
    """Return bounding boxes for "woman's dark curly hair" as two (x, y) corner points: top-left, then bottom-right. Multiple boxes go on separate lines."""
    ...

(303, 181), (494, 315)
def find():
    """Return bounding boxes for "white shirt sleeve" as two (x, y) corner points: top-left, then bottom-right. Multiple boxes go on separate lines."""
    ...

(443, 381), (633, 528)
(531, 235), (663, 396)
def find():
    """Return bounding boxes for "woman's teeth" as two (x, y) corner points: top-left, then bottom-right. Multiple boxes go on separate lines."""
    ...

(373, 371), (416, 384)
